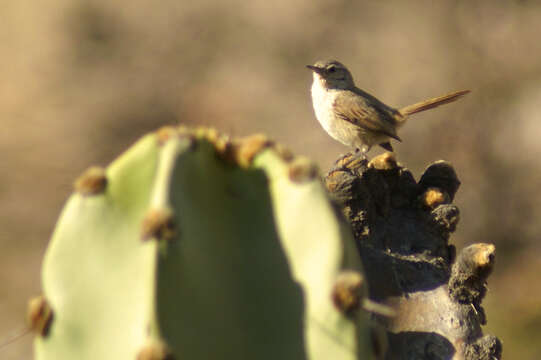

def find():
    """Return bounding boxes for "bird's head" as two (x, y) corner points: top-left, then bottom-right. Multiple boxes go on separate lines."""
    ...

(306, 60), (354, 90)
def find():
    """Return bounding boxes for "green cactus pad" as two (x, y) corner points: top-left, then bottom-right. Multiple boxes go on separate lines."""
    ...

(36, 128), (373, 360)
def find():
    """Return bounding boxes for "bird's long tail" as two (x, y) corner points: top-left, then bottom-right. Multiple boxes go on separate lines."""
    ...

(398, 90), (470, 117)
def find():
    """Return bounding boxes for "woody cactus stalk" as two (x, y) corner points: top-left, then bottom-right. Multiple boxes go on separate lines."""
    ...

(325, 153), (502, 360)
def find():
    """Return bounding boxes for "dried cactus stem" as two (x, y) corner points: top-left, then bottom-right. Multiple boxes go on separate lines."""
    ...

(449, 243), (496, 312)
(324, 152), (501, 360)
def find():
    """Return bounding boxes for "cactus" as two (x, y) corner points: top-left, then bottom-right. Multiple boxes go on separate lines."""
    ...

(33, 126), (501, 359)
(33, 127), (376, 360)
(325, 152), (501, 360)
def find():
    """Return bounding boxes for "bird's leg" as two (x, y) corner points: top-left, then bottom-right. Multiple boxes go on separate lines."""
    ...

(350, 146), (369, 166)
(352, 147), (364, 159)
(359, 144), (370, 161)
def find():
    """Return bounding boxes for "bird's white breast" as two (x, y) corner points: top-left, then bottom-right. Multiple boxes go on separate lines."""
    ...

(309, 76), (367, 149)
(310, 77), (335, 134)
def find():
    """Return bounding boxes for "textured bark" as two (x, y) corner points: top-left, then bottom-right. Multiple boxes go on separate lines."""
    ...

(325, 152), (502, 360)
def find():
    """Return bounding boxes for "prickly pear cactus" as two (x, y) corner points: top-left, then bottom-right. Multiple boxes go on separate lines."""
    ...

(32, 127), (377, 360)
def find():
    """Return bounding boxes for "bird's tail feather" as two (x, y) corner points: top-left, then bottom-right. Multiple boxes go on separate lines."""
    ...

(398, 90), (470, 117)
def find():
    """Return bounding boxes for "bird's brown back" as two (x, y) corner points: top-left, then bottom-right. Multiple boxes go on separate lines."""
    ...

(332, 87), (402, 141)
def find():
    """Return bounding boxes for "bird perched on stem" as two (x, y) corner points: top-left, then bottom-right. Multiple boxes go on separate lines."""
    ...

(307, 60), (470, 158)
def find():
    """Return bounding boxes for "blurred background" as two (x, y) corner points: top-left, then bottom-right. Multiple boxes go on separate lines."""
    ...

(1, 0), (540, 358)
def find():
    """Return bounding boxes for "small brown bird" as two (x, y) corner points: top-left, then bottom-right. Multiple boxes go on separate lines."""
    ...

(307, 60), (470, 157)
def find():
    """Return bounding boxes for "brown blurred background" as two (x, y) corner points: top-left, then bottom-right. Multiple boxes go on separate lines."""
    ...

(1, 0), (540, 358)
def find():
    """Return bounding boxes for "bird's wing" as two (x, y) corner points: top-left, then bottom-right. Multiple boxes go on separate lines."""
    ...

(332, 91), (402, 141)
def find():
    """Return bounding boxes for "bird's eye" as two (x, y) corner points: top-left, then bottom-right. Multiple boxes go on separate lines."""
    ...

(327, 66), (336, 73)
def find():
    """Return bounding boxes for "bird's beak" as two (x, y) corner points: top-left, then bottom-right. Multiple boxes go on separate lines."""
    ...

(306, 65), (324, 74)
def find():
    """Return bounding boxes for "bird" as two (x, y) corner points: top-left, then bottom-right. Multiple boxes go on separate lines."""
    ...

(307, 60), (470, 158)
